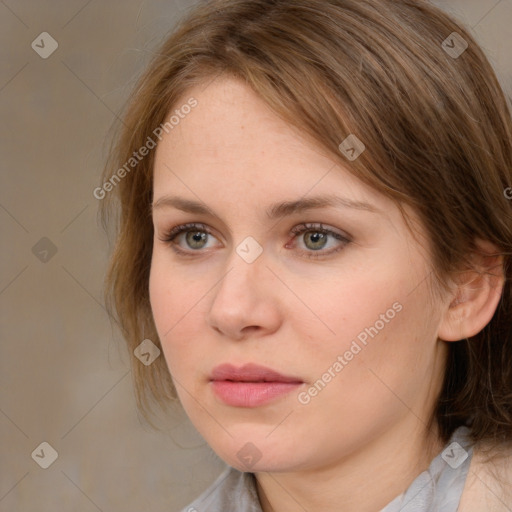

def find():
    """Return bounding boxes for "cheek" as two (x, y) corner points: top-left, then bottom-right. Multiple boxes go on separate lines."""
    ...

(297, 266), (404, 355)
(148, 256), (208, 374)
(298, 266), (437, 395)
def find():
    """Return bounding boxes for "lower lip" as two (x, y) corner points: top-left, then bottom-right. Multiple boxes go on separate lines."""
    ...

(210, 381), (302, 407)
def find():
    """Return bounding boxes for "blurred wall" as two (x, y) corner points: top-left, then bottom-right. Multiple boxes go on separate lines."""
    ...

(1, 1), (511, 511)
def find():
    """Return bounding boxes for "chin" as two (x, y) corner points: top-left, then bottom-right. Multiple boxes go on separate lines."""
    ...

(207, 433), (309, 473)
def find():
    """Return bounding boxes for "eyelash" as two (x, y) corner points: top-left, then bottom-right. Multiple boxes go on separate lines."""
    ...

(158, 222), (351, 259)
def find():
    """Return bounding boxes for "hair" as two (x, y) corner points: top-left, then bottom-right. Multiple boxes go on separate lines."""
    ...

(99, 0), (512, 456)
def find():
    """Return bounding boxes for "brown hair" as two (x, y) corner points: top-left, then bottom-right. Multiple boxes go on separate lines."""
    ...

(99, 0), (512, 452)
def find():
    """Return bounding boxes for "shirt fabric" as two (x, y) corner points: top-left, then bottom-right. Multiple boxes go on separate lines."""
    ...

(179, 425), (474, 512)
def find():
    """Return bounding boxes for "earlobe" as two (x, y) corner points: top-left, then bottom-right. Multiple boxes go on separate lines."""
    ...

(437, 240), (505, 342)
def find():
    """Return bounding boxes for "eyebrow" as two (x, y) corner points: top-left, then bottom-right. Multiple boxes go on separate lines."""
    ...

(151, 194), (380, 219)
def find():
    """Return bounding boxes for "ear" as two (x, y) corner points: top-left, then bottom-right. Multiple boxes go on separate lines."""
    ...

(438, 239), (505, 342)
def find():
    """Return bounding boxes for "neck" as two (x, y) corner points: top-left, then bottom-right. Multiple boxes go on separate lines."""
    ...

(255, 418), (445, 512)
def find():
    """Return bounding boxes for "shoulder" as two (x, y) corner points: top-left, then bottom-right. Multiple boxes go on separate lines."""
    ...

(458, 440), (512, 512)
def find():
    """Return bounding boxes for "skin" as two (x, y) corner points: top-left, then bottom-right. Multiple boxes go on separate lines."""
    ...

(148, 75), (497, 512)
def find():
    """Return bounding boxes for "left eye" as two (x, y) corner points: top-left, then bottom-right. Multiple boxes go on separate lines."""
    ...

(287, 223), (351, 257)
(159, 222), (351, 258)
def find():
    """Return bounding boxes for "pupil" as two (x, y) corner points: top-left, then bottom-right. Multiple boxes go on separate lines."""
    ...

(307, 232), (326, 250)
(187, 231), (206, 248)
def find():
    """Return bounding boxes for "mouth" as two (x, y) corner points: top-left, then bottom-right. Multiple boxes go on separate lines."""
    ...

(209, 363), (303, 407)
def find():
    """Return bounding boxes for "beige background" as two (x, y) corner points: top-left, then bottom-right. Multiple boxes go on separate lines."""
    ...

(1, 1), (511, 511)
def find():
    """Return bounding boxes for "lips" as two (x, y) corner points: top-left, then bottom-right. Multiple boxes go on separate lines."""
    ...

(210, 363), (303, 383)
(209, 363), (303, 407)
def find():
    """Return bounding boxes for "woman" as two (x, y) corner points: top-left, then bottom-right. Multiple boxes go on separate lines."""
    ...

(99, 0), (512, 510)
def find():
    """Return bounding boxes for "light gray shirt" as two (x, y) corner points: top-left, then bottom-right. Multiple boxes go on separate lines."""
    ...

(179, 425), (474, 512)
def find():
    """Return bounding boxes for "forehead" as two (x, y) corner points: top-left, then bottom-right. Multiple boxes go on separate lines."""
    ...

(152, 75), (393, 219)
(156, 76), (323, 166)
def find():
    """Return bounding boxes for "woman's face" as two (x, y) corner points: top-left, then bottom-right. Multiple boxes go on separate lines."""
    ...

(149, 75), (449, 472)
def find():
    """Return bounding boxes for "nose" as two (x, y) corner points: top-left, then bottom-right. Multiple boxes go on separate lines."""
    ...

(207, 252), (281, 341)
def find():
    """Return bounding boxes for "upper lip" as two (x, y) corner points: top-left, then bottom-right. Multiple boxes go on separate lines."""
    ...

(210, 363), (303, 383)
